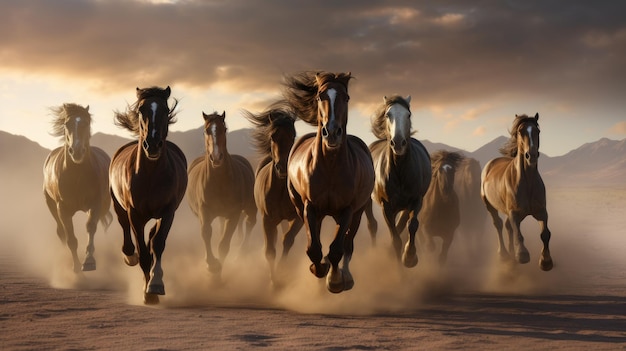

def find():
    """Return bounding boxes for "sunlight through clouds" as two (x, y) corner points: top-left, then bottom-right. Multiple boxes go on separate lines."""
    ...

(609, 121), (626, 135)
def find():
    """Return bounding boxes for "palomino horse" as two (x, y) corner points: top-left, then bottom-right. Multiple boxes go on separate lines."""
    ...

(481, 113), (553, 271)
(418, 150), (463, 264)
(187, 111), (257, 279)
(109, 86), (188, 304)
(243, 102), (303, 286)
(43, 103), (112, 273)
(454, 157), (488, 255)
(364, 95), (432, 267)
(284, 71), (375, 293)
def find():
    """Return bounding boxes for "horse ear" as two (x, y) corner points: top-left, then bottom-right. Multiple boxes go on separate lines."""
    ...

(202, 111), (209, 121)
(383, 96), (388, 103)
(268, 112), (275, 123)
(221, 111), (226, 118)
(165, 86), (171, 98)
(85, 105), (90, 112)
(534, 112), (539, 120)
(405, 96), (411, 104)
(136, 87), (141, 98)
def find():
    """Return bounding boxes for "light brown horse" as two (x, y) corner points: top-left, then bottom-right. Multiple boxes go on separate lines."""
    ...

(285, 71), (375, 293)
(454, 157), (488, 255)
(418, 150), (463, 264)
(109, 86), (188, 304)
(364, 95), (432, 267)
(481, 113), (553, 271)
(187, 111), (257, 279)
(243, 102), (303, 286)
(43, 103), (112, 273)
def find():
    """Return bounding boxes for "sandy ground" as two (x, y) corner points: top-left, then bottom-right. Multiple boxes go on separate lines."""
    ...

(1, 183), (625, 350)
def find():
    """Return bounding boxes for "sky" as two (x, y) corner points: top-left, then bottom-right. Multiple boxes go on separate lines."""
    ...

(1, 0), (625, 157)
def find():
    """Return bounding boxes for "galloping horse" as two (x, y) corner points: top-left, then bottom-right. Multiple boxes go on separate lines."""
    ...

(284, 71), (375, 293)
(481, 113), (553, 271)
(109, 86), (188, 304)
(364, 95), (432, 267)
(418, 150), (463, 264)
(43, 103), (112, 273)
(243, 102), (303, 286)
(454, 157), (488, 254)
(187, 111), (257, 279)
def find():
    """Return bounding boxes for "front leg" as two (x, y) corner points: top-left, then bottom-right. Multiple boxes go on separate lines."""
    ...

(304, 202), (327, 278)
(382, 204), (402, 261)
(534, 209), (553, 271)
(82, 208), (99, 271)
(509, 212), (530, 264)
(326, 207), (353, 294)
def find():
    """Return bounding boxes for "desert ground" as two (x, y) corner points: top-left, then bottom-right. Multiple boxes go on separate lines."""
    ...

(1, 173), (625, 350)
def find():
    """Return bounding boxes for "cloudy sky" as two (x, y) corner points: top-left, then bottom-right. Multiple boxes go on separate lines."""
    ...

(1, 0), (625, 156)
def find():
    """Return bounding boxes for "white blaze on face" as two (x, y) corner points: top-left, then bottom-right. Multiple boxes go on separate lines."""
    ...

(151, 102), (158, 138)
(526, 125), (534, 150)
(387, 104), (410, 139)
(327, 88), (337, 125)
(210, 122), (220, 154)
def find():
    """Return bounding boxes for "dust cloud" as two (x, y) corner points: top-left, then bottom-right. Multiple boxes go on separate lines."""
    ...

(1, 153), (625, 314)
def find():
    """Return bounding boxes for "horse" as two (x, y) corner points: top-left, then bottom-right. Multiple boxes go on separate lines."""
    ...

(364, 95), (432, 267)
(243, 102), (303, 286)
(454, 157), (488, 255)
(43, 103), (112, 273)
(284, 71), (375, 293)
(480, 113), (553, 271)
(418, 150), (463, 264)
(187, 111), (257, 279)
(109, 86), (188, 304)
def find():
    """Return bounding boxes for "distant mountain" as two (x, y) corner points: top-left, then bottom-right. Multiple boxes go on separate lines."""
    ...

(2, 130), (625, 188)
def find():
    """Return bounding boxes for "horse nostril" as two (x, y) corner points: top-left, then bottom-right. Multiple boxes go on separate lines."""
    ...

(336, 127), (343, 137)
(322, 126), (329, 138)
(68, 147), (74, 155)
(157, 140), (164, 148)
(390, 139), (396, 147)
(525, 152), (531, 160)
(143, 140), (149, 150)
(401, 139), (407, 147)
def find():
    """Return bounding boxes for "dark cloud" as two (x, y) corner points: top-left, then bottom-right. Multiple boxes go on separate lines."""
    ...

(1, 0), (625, 107)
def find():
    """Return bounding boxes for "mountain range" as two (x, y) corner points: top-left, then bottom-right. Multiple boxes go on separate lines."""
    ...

(2, 129), (625, 188)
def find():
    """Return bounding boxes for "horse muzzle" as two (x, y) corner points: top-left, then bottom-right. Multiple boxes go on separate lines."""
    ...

(143, 139), (163, 160)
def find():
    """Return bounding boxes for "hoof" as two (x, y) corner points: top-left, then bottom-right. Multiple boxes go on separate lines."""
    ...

(540, 258), (554, 271)
(402, 252), (418, 268)
(146, 284), (165, 295)
(326, 269), (344, 294)
(81, 261), (96, 272)
(515, 248), (530, 264)
(124, 253), (139, 266)
(144, 293), (160, 305)
(309, 262), (330, 279)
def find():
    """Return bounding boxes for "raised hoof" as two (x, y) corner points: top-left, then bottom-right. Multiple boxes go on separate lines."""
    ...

(124, 253), (139, 266)
(540, 258), (554, 271)
(144, 293), (160, 305)
(146, 284), (165, 295)
(81, 261), (96, 272)
(402, 252), (418, 268)
(516, 250), (530, 264)
(309, 262), (330, 278)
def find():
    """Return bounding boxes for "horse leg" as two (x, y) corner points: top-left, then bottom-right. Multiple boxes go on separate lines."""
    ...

(509, 212), (530, 264)
(534, 209), (553, 271)
(304, 202), (327, 278)
(326, 207), (353, 294)
(128, 213), (155, 304)
(504, 217), (514, 256)
(382, 205), (402, 261)
(263, 216), (279, 284)
(200, 216), (222, 276)
(82, 208), (98, 271)
(58, 207), (81, 273)
(439, 232), (453, 265)
(240, 206), (257, 253)
(277, 218), (304, 276)
(146, 215), (173, 298)
(218, 216), (239, 263)
(339, 207), (365, 292)
(363, 198), (378, 246)
(45, 192), (66, 243)
(112, 195), (138, 266)
(403, 209), (420, 268)
(483, 199), (508, 260)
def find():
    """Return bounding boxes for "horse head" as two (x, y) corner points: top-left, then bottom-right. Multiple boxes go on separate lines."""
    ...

(136, 86), (172, 160)
(203, 111), (228, 167)
(315, 72), (351, 149)
(384, 95), (412, 156)
(61, 103), (92, 164)
(268, 111), (296, 178)
(516, 113), (540, 167)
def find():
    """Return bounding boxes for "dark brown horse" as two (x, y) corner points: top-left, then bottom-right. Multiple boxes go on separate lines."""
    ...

(284, 71), (375, 293)
(43, 103), (112, 273)
(481, 113), (553, 271)
(187, 111), (257, 279)
(418, 150), (463, 264)
(364, 95), (432, 267)
(243, 102), (303, 286)
(454, 157), (488, 255)
(109, 86), (188, 304)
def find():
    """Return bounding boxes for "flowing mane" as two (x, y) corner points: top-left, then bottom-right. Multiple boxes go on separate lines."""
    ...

(370, 95), (413, 140)
(49, 103), (92, 139)
(499, 114), (540, 157)
(430, 150), (464, 173)
(242, 100), (296, 157)
(113, 86), (179, 136)
(282, 71), (352, 126)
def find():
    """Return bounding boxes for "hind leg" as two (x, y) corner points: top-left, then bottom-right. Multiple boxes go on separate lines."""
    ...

(263, 216), (279, 284)
(534, 209), (553, 271)
(483, 199), (508, 260)
(55, 206), (81, 273)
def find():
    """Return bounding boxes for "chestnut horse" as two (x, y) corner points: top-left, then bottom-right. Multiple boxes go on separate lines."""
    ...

(43, 103), (112, 273)
(418, 150), (463, 264)
(243, 102), (303, 286)
(481, 113), (553, 271)
(187, 111), (257, 279)
(364, 95), (432, 267)
(109, 86), (188, 304)
(284, 71), (375, 293)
